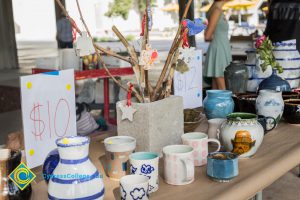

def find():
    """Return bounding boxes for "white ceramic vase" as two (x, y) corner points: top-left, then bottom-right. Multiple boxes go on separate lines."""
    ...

(256, 90), (284, 124)
(219, 113), (264, 158)
(48, 136), (105, 200)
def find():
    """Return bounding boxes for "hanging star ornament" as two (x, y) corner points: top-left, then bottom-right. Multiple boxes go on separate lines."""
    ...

(118, 104), (137, 122)
(118, 83), (137, 122)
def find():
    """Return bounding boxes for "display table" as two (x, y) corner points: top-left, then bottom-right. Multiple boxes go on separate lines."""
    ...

(30, 122), (300, 200)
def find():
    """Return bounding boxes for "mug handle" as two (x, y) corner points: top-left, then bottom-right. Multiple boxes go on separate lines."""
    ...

(181, 157), (194, 182)
(265, 116), (277, 132)
(207, 139), (221, 152)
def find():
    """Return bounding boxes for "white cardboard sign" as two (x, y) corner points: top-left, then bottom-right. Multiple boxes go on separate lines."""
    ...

(174, 48), (203, 109)
(20, 69), (76, 168)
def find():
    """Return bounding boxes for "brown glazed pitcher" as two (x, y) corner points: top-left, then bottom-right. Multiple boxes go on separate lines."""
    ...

(0, 149), (32, 200)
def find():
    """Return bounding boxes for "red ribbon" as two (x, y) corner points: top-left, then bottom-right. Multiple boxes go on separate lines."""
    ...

(72, 28), (77, 41)
(181, 20), (189, 48)
(182, 28), (189, 48)
(127, 84), (133, 106)
(140, 13), (146, 36)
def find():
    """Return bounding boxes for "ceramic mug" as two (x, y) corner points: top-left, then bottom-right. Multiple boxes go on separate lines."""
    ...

(104, 136), (136, 180)
(257, 115), (277, 134)
(207, 152), (239, 182)
(120, 174), (149, 200)
(162, 145), (194, 185)
(181, 132), (221, 166)
(129, 152), (159, 193)
(207, 118), (226, 139)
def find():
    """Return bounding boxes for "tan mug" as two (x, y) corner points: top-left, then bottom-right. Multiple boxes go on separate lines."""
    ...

(104, 136), (136, 180)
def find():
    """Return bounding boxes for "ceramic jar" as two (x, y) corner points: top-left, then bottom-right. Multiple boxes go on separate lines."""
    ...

(256, 90), (284, 124)
(48, 136), (105, 200)
(258, 70), (291, 92)
(273, 39), (300, 89)
(203, 90), (234, 120)
(224, 61), (248, 94)
(219, 113), (264, 158)
(0, 149), (32, 200)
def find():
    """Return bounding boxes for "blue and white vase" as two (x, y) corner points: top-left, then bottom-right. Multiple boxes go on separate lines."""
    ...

(273, 39), (300, 89)
(256, 90), (284, 124)
(203, 90), (234, 120)
(48, 136), (105, 200)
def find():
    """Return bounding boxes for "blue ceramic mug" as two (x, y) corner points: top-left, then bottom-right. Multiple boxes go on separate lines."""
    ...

(207, 152), (238, 182)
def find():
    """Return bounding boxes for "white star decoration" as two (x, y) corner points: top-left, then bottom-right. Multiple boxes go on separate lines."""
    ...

(119, 104), (137, 122)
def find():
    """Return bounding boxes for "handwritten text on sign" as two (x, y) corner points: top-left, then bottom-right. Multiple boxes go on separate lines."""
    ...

(174, 48), (202, 109)
(21, 69), (76, 168)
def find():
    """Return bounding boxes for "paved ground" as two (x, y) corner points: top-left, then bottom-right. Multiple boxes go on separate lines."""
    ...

(0, 41), (299, 200)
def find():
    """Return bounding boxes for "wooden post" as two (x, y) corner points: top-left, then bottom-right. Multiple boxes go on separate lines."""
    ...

(0, 0), (18, 69)
(178, 0), (196, 47)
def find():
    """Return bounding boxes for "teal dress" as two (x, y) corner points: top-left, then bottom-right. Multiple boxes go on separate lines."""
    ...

(204, 11), (232, 77)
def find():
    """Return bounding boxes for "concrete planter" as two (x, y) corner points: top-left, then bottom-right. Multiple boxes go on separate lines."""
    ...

(117, 96), (184, 155)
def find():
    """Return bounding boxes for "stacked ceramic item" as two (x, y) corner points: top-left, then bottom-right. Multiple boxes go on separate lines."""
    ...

(245, 49), (272, 92)
(273, 39), (300, 89)
(48, 136), (105, 200)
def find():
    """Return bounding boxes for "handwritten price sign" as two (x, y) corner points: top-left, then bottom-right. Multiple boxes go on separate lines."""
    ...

(21, 69), (76, 168)
(174, 48), (203, 109)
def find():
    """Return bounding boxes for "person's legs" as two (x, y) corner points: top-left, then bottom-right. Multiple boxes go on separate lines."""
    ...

(66, 42), (73, 48)
(58, 41), (67, 49)
(212, 78), (218, 89)
(215, 77), (226, 90)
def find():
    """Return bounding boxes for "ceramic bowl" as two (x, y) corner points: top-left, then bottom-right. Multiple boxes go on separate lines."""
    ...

(236, 94), (257, 114)
(282, 91), (300, 100)
(283, 99), (300, 124)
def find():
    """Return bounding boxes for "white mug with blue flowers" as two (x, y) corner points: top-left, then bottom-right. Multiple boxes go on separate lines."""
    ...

(129, 152), (159, 193)
(120, 174), (149, 200)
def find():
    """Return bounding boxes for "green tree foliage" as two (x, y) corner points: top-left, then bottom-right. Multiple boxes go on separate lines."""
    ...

(105, 0), (156, 20)
(105, 0), (133, 20)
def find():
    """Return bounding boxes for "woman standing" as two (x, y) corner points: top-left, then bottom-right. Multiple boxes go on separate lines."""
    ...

(204, 0), (232, 89)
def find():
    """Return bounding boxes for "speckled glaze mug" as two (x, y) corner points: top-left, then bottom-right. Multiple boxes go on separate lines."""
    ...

(162, 145), (194, 185)
(181, 132), (221, 166)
